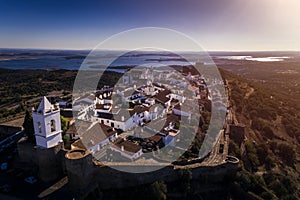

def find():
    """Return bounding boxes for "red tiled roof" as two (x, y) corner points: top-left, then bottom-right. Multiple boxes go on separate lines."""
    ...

(154, 89), (171, 104)
(129, 105), (150, 115)
(71, 139), (87, 150)
(165, 114), (180, 125)
(173, 104), (181, 110)
(149, 134), (163, 143)
(112, 138), (141, 153)
(99, 123), (117, 138)
(96, 103), (111, 109)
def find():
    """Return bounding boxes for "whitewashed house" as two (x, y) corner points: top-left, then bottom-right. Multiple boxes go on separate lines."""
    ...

(77, 121), (118, 153)
(110, 138), (143, 161)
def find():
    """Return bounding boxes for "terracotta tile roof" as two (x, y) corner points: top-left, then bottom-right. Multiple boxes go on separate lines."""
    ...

(99, 123), (117, 138)
(154, 89), (171, 104)
(95, 103), (111, 110)
(71, 139), (87, 150)
(129, 105), (150, 115)
(96, 104), (104, 109)
(148, 134), (163, 143)
(112, 138), (142, 154)
(149, 114), (180, 135)
(165, 114), (180, 125)
(173, 104), (181, 110)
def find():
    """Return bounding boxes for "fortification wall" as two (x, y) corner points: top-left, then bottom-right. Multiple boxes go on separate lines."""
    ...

(0, 125), (22, 136)
(18, 140), (238, 192)
(17, 138), (37, 164)
(65, 149), (94, 191)
(91, 162), (238, 190)
(92, 164), (176, 189)
(36, 142), (65, 182)
(17, 140), (66, 182)
(65, 151), (239, 191)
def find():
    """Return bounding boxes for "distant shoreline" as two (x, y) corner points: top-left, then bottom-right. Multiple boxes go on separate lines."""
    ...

(0, 49), (299, 70)
(0, 64), (191, 73)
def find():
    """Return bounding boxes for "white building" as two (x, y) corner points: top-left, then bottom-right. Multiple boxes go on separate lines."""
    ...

(94, 110), (135, 131)
(161, 125), (180, 147)
(110, 138), (143, 161)
(32, 97), (63, 148)
(78, 122), (118, 154)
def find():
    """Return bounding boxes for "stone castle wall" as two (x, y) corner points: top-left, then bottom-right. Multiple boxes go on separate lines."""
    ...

(17, 138), (37, 164)
(0, 125), (22, 136)
(17, 140), (66, 182)
(36, 142), (65, 182)
(65, 149), (95, 191)
(17, 141), (238, 193)
(65, 151), (239, 192)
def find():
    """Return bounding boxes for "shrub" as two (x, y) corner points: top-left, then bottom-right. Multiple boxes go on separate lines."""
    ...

(277, 143), (296, 167)
(245, 141), (260, 171)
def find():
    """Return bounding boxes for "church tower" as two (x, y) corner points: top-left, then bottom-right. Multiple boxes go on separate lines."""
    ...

(32, 96), (63, 148)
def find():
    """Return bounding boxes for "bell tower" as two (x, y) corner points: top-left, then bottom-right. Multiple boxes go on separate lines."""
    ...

(32, 96), (63, 148)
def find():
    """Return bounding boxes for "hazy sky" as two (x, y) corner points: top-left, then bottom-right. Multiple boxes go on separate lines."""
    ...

(0, 0), (299, 51)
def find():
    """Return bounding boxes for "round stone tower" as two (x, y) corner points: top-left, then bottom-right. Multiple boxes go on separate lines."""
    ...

(65, 149), (94, 192)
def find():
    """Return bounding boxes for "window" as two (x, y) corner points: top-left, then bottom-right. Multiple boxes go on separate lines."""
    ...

(50, 120), (56, 132)
(38, 122), (42, 133)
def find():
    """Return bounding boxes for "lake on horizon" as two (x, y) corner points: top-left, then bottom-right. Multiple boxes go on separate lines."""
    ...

(0, 49), (298, 70)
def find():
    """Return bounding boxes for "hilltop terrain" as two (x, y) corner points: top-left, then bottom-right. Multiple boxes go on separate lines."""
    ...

(219, 61), (300, 199)
(0, 58), (300, 199)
